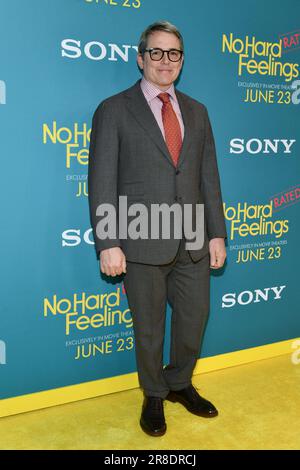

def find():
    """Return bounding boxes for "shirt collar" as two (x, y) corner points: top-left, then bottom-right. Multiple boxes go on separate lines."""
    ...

(140, 76), (177, 103)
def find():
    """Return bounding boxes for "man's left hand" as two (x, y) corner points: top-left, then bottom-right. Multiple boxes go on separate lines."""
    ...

(209, 238), (227, 269)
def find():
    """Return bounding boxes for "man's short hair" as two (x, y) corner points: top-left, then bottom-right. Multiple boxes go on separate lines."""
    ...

(138, 20), (184, 55)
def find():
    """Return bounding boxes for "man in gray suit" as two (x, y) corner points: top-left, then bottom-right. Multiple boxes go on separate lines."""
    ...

(88, 21), (227, 437)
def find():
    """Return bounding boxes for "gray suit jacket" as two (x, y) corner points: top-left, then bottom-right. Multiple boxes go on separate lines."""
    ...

(88, 79), (227, 264)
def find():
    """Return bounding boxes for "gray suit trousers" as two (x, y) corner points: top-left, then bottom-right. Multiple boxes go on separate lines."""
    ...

(123, 237), (210, 399)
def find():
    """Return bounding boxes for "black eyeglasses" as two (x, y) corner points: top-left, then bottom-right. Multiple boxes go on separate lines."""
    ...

(143, 48), (183, 62)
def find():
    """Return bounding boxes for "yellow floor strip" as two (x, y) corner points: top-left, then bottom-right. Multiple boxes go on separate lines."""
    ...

(0, 338), (298, 418)
(0, 352), (299, 450)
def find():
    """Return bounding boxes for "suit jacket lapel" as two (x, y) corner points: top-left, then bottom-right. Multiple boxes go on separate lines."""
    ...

(175, 88), (193, 169)
(125, 79), (193, 168)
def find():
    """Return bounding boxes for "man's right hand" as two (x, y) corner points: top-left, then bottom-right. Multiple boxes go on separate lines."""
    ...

(99, 247), (126, 277)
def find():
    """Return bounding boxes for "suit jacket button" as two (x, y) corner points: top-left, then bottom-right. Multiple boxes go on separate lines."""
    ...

(175, 170), (180, 175)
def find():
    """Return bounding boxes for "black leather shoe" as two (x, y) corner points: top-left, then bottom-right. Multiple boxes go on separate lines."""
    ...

(167, 384), (218, 418)
(140, 397), (167, 436)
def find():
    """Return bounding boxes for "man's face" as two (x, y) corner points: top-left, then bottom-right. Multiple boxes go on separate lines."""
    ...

(137, 31), (184, 91)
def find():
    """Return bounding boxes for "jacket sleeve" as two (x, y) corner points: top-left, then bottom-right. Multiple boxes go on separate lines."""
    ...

(200, 105), (227, 240)
(88, 100), (121, 256)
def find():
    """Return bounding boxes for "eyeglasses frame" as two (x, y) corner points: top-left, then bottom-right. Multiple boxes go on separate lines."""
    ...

(143, 47), (184, 62)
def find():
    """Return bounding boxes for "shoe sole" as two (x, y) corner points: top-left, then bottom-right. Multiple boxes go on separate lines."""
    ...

(167, 393), (219, 418)
(140, 419), (167, 437)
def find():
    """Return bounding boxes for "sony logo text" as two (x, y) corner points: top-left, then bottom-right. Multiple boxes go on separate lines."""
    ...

(61, 39), (138, 61)
(0, 80), (6, 105)
(230, 138), (295, 155)
(0, 340), (6, 365)
(222, 285), (286, 308)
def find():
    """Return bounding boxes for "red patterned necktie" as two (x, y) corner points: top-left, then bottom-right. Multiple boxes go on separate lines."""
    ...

(158, 92), (182, 167)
